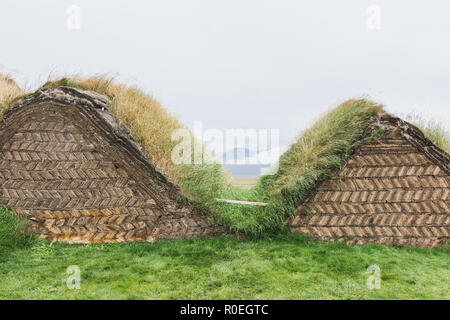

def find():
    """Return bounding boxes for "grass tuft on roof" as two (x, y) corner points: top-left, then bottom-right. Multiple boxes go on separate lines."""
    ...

(257, 99), (386, 218)
(0, 74), (24, 119)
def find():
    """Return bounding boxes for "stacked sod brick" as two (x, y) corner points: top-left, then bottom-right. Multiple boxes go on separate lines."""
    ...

(287, 114), (449, 247)
(0, 87), (224, 242)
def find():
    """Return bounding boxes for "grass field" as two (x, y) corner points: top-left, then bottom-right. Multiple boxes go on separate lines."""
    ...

(0, 234), (448, 300)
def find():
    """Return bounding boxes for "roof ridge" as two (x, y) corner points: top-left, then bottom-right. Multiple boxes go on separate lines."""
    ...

(377, 112), (450, 174)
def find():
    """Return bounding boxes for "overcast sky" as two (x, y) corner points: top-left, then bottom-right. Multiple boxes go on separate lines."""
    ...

(1, 0), (449, 152)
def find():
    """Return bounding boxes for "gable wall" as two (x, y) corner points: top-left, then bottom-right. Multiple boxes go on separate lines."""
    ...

(0, 103), (224, 242)
(287, 134), (449, 247)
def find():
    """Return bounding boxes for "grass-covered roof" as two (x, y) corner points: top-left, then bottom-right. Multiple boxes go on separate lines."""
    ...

(257, 99), (386, 217)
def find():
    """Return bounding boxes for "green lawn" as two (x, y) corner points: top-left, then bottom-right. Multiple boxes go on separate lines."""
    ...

(0, 234), (448, 300)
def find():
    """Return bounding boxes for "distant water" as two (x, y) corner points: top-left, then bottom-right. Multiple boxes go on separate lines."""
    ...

(223, 164), (271, 179)
(220, 147), (277, 178)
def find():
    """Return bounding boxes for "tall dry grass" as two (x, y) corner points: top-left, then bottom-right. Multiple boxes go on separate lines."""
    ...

(71, 76), (187, 180)
(0, 74), (24, 118)
(407, 114), (450, 154)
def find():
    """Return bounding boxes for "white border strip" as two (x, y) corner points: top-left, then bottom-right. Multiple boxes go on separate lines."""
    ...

(215, 199), (268, 206)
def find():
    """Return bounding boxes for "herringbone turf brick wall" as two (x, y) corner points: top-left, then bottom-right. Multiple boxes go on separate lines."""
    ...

(286, 117), (449, 248)
(0, 87), (224, 242)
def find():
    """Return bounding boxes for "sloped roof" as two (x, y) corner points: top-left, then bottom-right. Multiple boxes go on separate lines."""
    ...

(2, 86), (186, 205)
(286, 113), (449, 247)
(378, 113), (449, 174)
(0, 86), (225, 242)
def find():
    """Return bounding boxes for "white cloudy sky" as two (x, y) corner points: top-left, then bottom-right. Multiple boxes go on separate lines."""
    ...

(1, 0), (449, 151)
